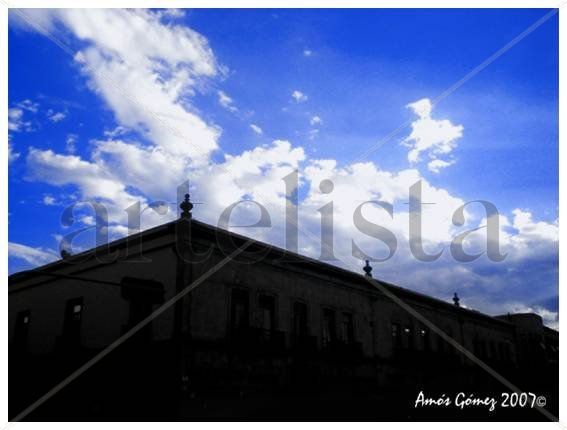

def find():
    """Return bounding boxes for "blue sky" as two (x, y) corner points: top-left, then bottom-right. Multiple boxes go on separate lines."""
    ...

(8, 9), (559, 327)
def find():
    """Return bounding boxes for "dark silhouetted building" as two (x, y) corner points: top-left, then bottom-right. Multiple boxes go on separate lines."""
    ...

(8, 207), (558, 421)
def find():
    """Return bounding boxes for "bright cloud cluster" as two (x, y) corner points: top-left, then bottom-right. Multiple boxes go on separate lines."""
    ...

(8, 242), (58, 267)
(8, 142), (20, 163)
(292, 90), (308, 103)
(218, 90), (238, 112)
(8, 99), (41, 164)
(47, 109), (66, 122)
(8, 9), (558, 327)
(44, 8), (222, 163)
(403, 98), (463, 173)
(250, 124), (263, 135)
(310, 115), (322, 126)
(510, 304), (558, 330)
(8, 105), (34, 132)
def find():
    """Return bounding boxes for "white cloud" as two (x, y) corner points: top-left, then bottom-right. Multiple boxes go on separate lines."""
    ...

(303, 49), (313, 57)
(80, 215), (96, 226)
(427, 158), (455, 173)
(16, 8), (224, 230)
(8, 100), (39, 144)
(300, 161), (466, 251)
(229, 139), (300, 179)
(292, 90), (308, 103)
(8, 108), (24, 131)
(174, 139), (307, 238)
(310, 115), (322, 126)
(43, 195), (57, 206)
(509, 304), (558, 330)
(9, 242), (58, 267)
(511, 209), (558, 242)
(103, 125), (129, 138)
(8, 107), (33, 132)
(499, 209), (559, 260)
(308, 129), (320, 140)
(218, 90), (237, 112)
(26, 148), (144, 224)
(155, 9), (185, 20)
(105, 224), (130, 240)
(13, 9), (557, 325)
(403, 98), (463, 167)
(250, 124), (263, 135)
(90, 138), (187, 198)
(9, 141), (20, 163)
(47, 109), (66, 122)
(16, 99), (39, 113)
(406, 98), (431, 118)
(46, 8), (221, 163)
(59, 9), (217, 76)
(66, 134), (78, 153)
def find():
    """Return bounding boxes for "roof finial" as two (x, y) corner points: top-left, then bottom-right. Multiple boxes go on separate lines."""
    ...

(453, 292), (460, 307)
(180, 193), (193, 219)
(363, 260), (373, 277)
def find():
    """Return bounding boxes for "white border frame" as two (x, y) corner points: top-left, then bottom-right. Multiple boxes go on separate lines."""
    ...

(1, 1), (563, 429)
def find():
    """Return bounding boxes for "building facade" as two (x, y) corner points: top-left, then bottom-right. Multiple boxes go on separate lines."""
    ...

(8, 209), (559, 420)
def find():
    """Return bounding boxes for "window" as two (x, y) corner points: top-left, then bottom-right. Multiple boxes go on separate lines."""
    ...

(342, 312), (354, 344)
(322, 308), (336, 346)
(293, 302), (308, 337)
(63, 297), (83, 346)
(121, 277), (164, 341)
(230, 289), (249, 331)
(419, 326), (429, 351)
(14, 310), (31, 350)
(391, 323), (401, 349)
(403, 325), (414, 349)
(259, 295), (275, 333)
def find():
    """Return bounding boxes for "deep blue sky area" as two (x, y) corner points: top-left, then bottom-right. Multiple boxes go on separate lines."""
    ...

(7, 9), (559, 324)
(186, 8), (558, 212)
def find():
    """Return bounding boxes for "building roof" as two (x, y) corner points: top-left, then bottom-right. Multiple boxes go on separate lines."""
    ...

(9, 216), (518, 328)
